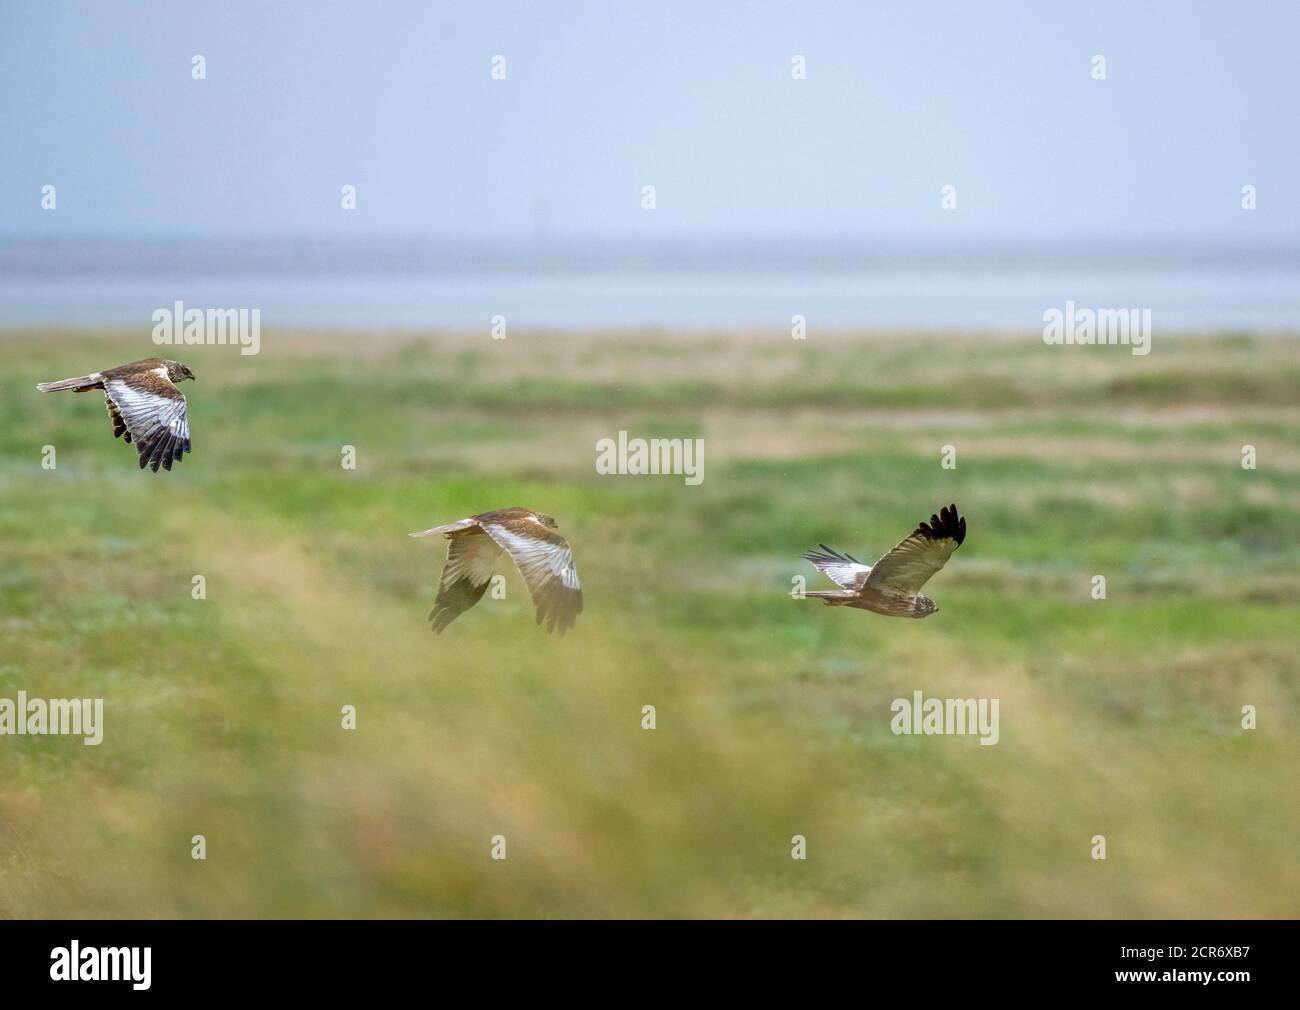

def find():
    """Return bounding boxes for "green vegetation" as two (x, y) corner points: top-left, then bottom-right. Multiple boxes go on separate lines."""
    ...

(1, 328), (1296, 918)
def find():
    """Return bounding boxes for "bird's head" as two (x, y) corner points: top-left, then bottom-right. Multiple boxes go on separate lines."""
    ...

(166, 360), (196, 383)
(915, 597), (938, 618)
(537, 513), (559, 529)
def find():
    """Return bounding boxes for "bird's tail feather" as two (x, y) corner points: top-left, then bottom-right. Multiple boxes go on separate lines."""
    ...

(802, 590), (856, 605)
(409, 518), (477, 538)
(36, 373), (101, 392)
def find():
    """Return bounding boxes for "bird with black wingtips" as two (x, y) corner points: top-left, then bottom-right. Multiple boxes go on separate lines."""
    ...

(37, 357), (195, 472)
(798, 504), (966, 618)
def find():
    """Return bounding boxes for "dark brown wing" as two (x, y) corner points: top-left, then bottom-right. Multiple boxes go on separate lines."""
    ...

(103, 372), (191, 472)
(863, 504), (966, 597)
(428, 529), (503, 634)
(478, 515), (583, 635)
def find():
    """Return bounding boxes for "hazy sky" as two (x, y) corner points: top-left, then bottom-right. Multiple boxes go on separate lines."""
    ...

(4, 0), (1298, 240)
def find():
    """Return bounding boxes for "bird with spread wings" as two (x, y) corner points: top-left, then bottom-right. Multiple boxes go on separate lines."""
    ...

(410, 507), (583, 635)
(799, 504), (966, 618)
(36, 357), (195, 472)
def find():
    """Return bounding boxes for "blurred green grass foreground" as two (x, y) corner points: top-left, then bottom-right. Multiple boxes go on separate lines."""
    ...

(0, 326), (1297, 918)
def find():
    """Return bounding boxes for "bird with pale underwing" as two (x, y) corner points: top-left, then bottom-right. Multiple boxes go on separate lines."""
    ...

(410, 507), (583, 635)
(37, 357), (195, 472)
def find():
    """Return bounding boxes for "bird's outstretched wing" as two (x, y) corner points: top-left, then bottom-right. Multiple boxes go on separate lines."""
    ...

(427, 528), (503, 634)
(478, 515), (583, 635)
(103, 373), (190, 472)
(802, 544), (872, 589)
(863, 504), (966, 597)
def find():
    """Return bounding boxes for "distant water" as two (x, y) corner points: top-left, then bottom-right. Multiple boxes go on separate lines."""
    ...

(2, 236), (1298, 332)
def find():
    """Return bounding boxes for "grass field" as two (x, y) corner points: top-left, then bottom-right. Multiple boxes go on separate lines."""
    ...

(1, 326), (1297, 918)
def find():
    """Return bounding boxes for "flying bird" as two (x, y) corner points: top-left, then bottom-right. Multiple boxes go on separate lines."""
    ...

(36, 357), (195, 472)
(800, 504), (966, 618)
(410, 507), (583, 635)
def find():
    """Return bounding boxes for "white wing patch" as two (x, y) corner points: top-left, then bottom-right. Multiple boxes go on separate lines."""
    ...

(104, 377), (190, 472)
(479, 521), (583, 633)
(802, 545), (872, 589)
(483, 524), (581, 590)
